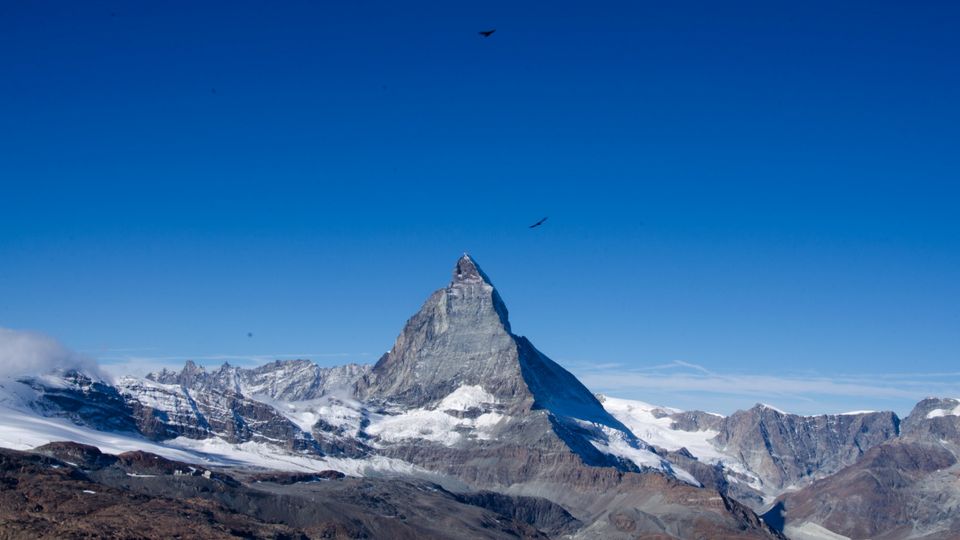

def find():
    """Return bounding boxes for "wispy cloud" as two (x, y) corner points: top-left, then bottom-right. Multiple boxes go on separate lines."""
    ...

(569, 360), (960, 416)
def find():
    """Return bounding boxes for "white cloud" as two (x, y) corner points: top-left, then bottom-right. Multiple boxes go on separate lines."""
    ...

(0, 327), (105, 379)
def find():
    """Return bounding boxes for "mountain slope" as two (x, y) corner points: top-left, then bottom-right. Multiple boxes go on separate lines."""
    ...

(600, 395), (903, 510)
(766, 399), (960, 540)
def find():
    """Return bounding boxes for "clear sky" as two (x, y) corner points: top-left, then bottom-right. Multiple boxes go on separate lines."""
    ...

(2, 1), (958, 416)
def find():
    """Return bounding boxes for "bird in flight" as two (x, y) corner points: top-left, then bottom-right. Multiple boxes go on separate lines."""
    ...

(528, 217), (548, 229)
(247, 332), (253, 338)
(478, 29), (496, 38)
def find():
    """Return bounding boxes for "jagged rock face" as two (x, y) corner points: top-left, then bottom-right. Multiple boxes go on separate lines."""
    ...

(149, 359), (369, 401)
(358, 255), (529, 409)
(13, 360), (371, 457)
(766, 439), (960, 540)
(21, 371), (142, 434)
(123, 362), (372, 456)
(357, 255), (629, 431)
(116, 377), (211, 440)
(712, 405), (900, 491)
(115, 375), (314, 450)
(669, 410), (724, 432)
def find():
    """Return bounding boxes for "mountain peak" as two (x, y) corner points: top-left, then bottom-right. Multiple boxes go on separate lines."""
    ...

(182, 360), (204, 374)
(452, 253), (492, 286)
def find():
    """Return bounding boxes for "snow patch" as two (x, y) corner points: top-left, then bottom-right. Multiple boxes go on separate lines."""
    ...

(256, 395), (365, 437)
(601, 395), (769, 493)
(600, 395), (726, 461)
(365, 385), (505, 446)
(166, 436), (461, 487)
(926, 402), (960, 419)
(587, 423), (700, 486)
(437, 384), (496, 412)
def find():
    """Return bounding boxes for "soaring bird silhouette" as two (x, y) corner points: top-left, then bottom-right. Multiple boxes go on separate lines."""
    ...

(528, 217), (548, 229)
(478, 29), (496, 38)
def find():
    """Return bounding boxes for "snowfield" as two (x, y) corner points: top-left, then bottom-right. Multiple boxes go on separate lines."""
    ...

(599, 395), (726, 461)
(365, 384), (507, 446)
(926, 399), (960, 419)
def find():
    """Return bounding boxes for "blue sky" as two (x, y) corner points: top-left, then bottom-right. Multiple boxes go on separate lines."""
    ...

(2, 1), (959, 415)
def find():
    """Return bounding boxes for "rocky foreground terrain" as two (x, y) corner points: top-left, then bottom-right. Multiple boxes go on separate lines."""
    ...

(0, 255), (957, 539)
(0, 441), (573, 539)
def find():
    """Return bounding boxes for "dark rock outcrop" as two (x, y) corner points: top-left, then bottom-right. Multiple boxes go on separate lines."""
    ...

(1, 444), (561, 539)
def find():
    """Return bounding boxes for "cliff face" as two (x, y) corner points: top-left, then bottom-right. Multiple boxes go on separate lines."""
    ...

(712, 404), (901, 491)
(766, 399), (960, 540)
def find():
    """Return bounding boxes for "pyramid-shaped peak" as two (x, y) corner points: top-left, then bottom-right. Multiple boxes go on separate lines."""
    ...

(452, 253), (494, 286)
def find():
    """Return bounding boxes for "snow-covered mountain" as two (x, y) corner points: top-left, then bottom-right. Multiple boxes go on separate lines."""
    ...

(0, 255), (782, 539)
(1, 254), (953, 539)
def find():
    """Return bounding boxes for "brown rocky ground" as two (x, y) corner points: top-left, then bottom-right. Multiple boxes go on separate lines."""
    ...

(0, 443), (571, 539)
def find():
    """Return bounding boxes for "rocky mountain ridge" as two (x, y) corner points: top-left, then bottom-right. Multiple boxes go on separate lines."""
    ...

(761, 398), (960, 539)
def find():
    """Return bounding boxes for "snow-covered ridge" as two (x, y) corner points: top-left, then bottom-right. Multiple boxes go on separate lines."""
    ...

(0, 397), (450, 484)
(598, 395), (727, 462)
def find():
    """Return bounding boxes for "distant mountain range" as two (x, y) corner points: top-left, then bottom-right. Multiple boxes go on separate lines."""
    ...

(1, 255), (957, 539)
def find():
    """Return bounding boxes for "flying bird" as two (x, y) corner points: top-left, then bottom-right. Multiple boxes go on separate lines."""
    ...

(478, 29), (496, 38)
(247, 332), (253, 338)
(528, 217), (548, 229)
